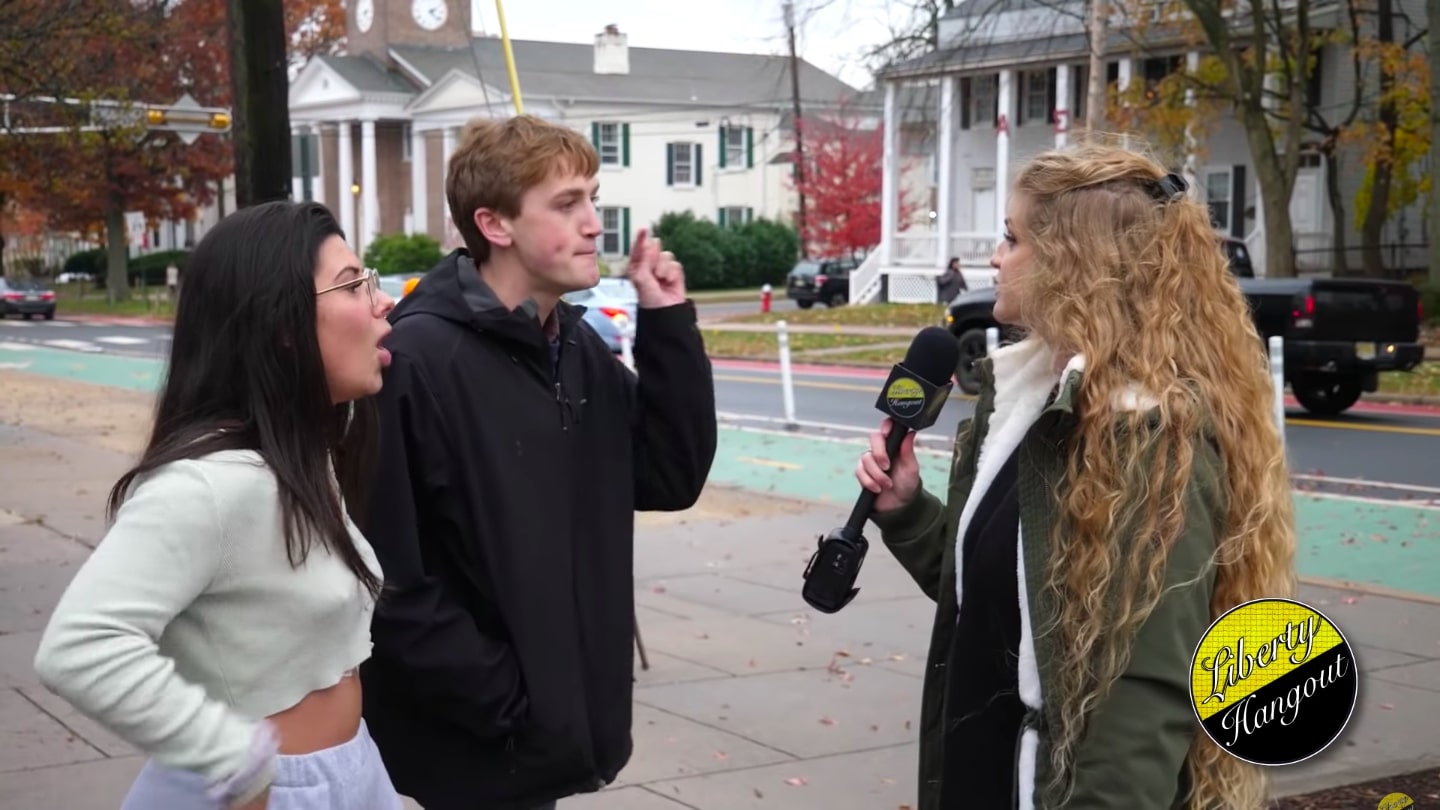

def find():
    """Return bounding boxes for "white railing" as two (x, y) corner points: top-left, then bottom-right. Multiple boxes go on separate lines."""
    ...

(848, 248), (885, 305)
(950, 232), (996, 266)
(886, 268), (944, 303)
(892, 232), (940, 266)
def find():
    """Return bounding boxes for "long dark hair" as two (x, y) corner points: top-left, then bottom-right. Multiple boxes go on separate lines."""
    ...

(108, 200), (382, 599)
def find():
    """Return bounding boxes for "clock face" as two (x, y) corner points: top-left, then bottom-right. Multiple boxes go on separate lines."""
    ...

(411, 0), (448, 31)
(354, 0), (373, 32)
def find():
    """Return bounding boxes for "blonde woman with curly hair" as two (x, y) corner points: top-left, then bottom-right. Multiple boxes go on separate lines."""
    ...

(855, 142), (1297, 809)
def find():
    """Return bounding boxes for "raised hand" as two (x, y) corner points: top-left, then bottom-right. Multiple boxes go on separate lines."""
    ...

(626, 228), (688, 309)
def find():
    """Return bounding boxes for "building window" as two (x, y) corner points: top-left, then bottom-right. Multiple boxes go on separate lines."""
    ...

(595, 123), (624, 166)
(667, 142), (701, 187)
(598, 206), (630, 255)
(719, 125), (753, 169)
(971, 75), (997, 127)
(1205, 169), (1232, 232)
(719, 206), (752, 227)
(1022, 70), (1050, 123)
(597, 123), (620, 165)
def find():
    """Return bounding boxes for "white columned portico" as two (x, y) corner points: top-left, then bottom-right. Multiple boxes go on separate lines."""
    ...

(290, 125), (303, 202)
(880, 81), (898, 265)
(360, 119), (379, 259)
(311, 123), (325, 208)
(1183, 51), (1201, 198)
(995, 69), (1014, 232)
(409, 125), (428, 237)
(1118, 59), (1134, 150)
(337, 121), (355, 247)
(441, 126), (459, 240)
(1054, 66), (1071, 148)
(936, 76), (956, 268)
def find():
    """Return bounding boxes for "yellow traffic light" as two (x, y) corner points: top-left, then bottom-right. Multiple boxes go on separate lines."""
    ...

(146, 108), (166, 125)
(210, 112), (230, 129)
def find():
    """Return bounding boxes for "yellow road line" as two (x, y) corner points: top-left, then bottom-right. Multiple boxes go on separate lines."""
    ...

(1287, 419), (1440, 437)
(717, 375), (1440, 437)
(737, 456), (803, 470)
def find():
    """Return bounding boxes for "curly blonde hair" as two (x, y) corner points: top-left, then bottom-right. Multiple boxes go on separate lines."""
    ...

(1012, 142), (1297, 809)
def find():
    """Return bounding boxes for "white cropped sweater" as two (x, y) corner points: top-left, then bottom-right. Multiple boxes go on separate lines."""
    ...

(33, 450), (381, 795)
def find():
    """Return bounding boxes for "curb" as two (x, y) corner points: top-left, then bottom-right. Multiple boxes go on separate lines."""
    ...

(61, 314), (172, 326)
(705, 353), (1440, 410)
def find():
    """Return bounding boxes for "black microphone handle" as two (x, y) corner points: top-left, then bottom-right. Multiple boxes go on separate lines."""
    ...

(841, 422), (913, 542)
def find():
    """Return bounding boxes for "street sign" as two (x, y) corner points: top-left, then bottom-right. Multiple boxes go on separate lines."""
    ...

(145, 93), (231, 144)
(0, 93), (230, 142)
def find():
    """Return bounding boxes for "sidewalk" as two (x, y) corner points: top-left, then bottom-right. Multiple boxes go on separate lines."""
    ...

(3, 375), (1439, 808)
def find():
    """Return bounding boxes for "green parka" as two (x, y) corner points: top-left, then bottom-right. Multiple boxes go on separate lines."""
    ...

(870, 340), (1223, 809)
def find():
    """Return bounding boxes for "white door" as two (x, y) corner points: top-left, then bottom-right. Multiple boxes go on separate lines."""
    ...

(971, 188), (996, 234)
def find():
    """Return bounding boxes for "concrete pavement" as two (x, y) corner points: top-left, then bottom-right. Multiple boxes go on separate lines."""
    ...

(2, 372), (1439, 808)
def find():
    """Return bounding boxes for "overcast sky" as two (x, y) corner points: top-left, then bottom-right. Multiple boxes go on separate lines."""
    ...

(466, 0), (905, 89)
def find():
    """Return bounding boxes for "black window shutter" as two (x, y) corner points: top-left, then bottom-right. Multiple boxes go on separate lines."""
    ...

(591, 122), (600, 150)
(718, 128), (727, 169)
(666, 144), (675, 186)
(622, 123), (630, 166)
(1016, 72), (1026, 126)
(746, 127), (755, 168)
(695, 144), (703, 186)
(1231, 165), (1247, 238)
(960, 78), (971, 130)
(1047, 68), (1057, 126)
(992, 75), (1000, 126)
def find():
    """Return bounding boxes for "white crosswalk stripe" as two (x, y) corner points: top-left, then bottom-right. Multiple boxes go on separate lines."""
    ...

(95, 336), (149, 345)
(43, 339), (104, 353)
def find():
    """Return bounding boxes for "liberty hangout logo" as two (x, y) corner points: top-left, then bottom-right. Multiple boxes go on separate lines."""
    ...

(1190, 597), (1359, 766)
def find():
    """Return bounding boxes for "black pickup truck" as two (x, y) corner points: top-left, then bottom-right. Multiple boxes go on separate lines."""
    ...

(945, 270), (1426, 416)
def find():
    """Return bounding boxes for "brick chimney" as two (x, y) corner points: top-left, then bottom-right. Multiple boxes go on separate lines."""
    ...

(594, 24), (629, 75)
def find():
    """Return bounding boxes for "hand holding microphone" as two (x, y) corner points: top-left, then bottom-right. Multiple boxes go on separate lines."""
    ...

(855, 418), (921, 514)
(801, 326), (959, 614)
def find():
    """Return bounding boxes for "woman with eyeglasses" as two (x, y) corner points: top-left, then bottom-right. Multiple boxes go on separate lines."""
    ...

(34, 201), (405, 809)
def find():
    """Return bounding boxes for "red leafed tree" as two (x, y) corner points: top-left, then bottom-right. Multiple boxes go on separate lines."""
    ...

(789, 107), (915, 260)
(2, 0), (344, 295)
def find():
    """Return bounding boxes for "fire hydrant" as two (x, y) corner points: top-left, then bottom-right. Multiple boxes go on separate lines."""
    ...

(761, 283), (772, 314)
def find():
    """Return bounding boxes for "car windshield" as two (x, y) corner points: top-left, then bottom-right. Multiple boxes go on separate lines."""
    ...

(593, 278), (638, 302)
(791, 261), (823, 277)
(4, 279), (44, 291)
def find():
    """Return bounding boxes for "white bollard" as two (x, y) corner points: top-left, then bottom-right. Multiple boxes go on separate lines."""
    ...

(1269, 335), (1285, 444)
(985, 326), (1000, 355)
(777, 319), (798, 429)
(617, 317), (636, 373)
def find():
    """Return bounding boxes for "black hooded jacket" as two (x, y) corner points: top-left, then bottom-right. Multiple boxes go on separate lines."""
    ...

(358, 250), (717, 809)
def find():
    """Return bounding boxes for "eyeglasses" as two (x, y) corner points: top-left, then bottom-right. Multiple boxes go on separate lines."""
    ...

(317, 267), (380, 306)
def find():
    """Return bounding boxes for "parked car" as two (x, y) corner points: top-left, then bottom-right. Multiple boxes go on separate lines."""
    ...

(785, 257), (859, 309)
(0, 277), (56, 320)
(563, 277), (638, 353)
(944, 236), (1425, 415)
(377, 272), (424, 302)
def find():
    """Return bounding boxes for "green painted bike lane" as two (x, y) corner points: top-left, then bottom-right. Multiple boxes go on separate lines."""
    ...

(709, 426), (1440, 600)
(6, 342), (1434, 598)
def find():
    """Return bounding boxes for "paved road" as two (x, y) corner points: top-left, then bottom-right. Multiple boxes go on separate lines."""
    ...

(0, 319), (170, 357)
(709, 358), (1440, 498)
(696, 297), (797, 320)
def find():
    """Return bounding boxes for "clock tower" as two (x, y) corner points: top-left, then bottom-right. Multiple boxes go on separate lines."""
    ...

(348, 0), (471, 58)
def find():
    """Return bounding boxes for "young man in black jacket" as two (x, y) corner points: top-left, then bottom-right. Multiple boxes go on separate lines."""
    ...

(358, 115), (718, 809)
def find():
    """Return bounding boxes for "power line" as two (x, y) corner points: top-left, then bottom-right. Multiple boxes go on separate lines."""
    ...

(785, 0), (809, 258)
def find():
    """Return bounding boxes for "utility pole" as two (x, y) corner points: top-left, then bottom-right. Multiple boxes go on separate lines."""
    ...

(1429, 0), (1440, 284)
(227, 0), (291, 208)
(1085, 0), (1107, 136)
(784, 0), (808, 258)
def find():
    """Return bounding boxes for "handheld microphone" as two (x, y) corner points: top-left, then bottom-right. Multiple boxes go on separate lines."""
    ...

(802, 326), (960, 614)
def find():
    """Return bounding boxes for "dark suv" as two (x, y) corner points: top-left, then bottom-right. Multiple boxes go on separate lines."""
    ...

(785, 257), (857, 309)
